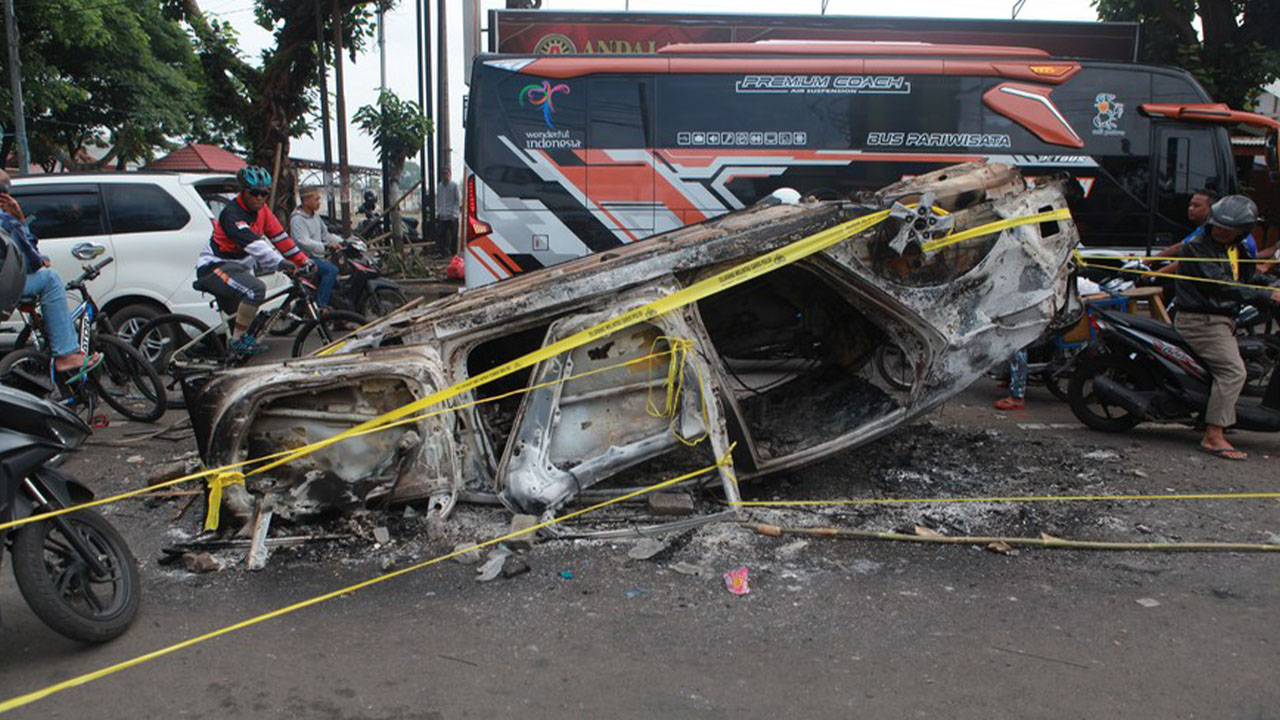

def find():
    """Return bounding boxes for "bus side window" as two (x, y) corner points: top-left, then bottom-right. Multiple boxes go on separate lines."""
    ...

(1152, 125), (1222, 244)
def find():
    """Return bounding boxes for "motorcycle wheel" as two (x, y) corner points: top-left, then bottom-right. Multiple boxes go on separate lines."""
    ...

(12, 508), (140, 643)
(1049, 371), (1070, 399)
(363, 287), (408, 317)
(1066, 354), (1150, 433)
(291, 310), (368, 357)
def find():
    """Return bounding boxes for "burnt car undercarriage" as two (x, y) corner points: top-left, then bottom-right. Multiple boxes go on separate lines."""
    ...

(185, 162), (1080, 542)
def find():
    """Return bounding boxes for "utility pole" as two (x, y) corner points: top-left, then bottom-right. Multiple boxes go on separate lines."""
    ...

(377, 1), (390, 234)
(332, 0), (352, 232)
(4, 0), (30, 174)
(436, 0), (451, 252)
(316, 2), (335, 213)
(424, 0), (436, 241)
(416, 0), (428, 223)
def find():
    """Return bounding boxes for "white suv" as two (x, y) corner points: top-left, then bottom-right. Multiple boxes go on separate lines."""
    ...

(8, 172), (240, 343)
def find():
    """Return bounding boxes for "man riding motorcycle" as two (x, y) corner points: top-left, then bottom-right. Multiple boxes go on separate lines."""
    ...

(194, 166), (314, 356)
(288, 186), (342, 310)
(1171, 194), (1280, 460)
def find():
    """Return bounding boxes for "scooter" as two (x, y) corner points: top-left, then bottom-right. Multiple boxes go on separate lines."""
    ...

(0, 384), (139, 642)
(1066, 308), (1280, 433)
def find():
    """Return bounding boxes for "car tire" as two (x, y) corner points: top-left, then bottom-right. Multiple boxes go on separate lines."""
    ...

(110, 303), (163, 348)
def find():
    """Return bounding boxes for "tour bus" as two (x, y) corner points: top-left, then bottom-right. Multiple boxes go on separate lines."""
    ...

(462, 41), (1280, 287)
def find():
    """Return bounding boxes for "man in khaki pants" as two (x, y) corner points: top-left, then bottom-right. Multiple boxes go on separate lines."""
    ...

(1172, 195), (1280, 460)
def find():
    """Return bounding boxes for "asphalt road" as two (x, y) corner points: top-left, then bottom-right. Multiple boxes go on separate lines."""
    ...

(1, 381), (1278, 719)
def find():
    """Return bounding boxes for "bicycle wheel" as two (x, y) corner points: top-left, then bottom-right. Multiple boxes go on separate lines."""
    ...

(0, 348), (98, 422)
(132, 314), (225, 410)
(291, 311), (367, 357)
(0, 347), (55, 397)
(92, 335), (167, 422)
(268, 296), (303, 336)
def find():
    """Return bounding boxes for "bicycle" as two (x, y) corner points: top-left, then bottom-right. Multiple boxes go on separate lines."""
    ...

(0, 258), (167, 424)
(132, 269), (366, 409)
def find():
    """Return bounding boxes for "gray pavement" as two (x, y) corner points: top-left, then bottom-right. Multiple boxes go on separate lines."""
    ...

(1, 380), (1278, 719)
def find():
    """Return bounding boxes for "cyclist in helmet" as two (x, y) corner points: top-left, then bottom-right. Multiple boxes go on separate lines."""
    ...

(195, 166), (314, 355)
(1172, 194), (1280, 461)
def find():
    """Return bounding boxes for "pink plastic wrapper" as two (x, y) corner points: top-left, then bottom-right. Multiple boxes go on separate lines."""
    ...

(723, 566), (750, 595)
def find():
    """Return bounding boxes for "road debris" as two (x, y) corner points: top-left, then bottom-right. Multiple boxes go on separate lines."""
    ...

(627, 538), (667, 561)
(672, 561), (707, 577)
(724, 566), (751, 595)
(648, 493), (696, 516)
(507, 515), (539, 550)
(182, 552), (224, 574)
(451, 542), (483, 565)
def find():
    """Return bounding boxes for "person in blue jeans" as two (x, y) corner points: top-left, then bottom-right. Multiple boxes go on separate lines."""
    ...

(0, 171), (100, 377)
(288, 187), (341, 309)
(994, 350), (1028, 411)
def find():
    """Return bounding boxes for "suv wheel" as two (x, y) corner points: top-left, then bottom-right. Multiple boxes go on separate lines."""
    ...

(111, 303), (163, 355)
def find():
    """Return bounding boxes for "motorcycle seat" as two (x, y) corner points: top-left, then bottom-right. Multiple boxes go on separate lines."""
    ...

(1097, 309), (1185, 345)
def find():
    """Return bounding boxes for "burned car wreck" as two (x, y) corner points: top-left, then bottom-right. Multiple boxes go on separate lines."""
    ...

(185, 162), (1080, 536)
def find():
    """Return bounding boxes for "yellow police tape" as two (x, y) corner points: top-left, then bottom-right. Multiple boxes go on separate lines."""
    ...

(922, 207), (1072, 253)
(1075, 254), (1280, 293)
(0, 204), (1069, 534)
(0, 346), (684, 534)
(730, 490), (1280, 507)
(0, 454), (733, 716)
(1091, 254), (1280, 264)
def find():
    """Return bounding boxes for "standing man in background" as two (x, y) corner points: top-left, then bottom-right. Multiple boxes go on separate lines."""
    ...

(436, 168), (460, 257)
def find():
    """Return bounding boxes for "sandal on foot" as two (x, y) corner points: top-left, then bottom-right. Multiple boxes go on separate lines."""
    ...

(993, 396), (1026, 411)
(61, 352), (103, 383)
(1198, 445), (1247, 461)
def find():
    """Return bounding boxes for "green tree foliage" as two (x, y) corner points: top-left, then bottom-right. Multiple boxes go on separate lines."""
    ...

(0, 0), (203, 169)
(354, 89), (430, 242)
(167, 0), (379, 210)
(353, 89), (431, 181)
(1094, 0), (1280, 108)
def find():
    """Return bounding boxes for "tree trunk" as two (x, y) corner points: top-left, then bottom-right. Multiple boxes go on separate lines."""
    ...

(0, 126), (13, 170)
(388, 159), (405, 255)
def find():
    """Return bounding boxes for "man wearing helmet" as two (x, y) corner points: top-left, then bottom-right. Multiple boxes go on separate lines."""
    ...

(195, 166), (314, 355)
(1173, 194), (1280, 460)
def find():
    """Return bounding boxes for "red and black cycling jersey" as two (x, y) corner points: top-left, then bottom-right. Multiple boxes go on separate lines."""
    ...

(207, 195), (307, 266)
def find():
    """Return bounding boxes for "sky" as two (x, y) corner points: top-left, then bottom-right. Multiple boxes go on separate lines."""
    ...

(217, 0), (1101, 177)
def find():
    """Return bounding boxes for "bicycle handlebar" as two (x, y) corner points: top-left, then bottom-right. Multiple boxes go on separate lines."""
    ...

(68, 256), (114, 289)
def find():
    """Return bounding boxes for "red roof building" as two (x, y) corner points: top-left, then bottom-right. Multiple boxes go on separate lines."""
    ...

(145, 143), (246, 173)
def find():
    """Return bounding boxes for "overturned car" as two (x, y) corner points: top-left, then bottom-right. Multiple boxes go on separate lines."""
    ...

(184, 162), (1080, 533)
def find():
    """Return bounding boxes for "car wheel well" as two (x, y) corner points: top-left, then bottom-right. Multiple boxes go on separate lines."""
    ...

(102, 296), (168, 318)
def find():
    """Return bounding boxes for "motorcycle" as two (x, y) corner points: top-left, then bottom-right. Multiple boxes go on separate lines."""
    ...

(1066, 308), (1280, 433)
(269, 239), (409, 337)
(0, 384), (139, 642)
(329, 238), (409, 317)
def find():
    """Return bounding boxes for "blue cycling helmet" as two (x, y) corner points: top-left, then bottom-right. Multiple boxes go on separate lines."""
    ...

(237, 165), (273, 192)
